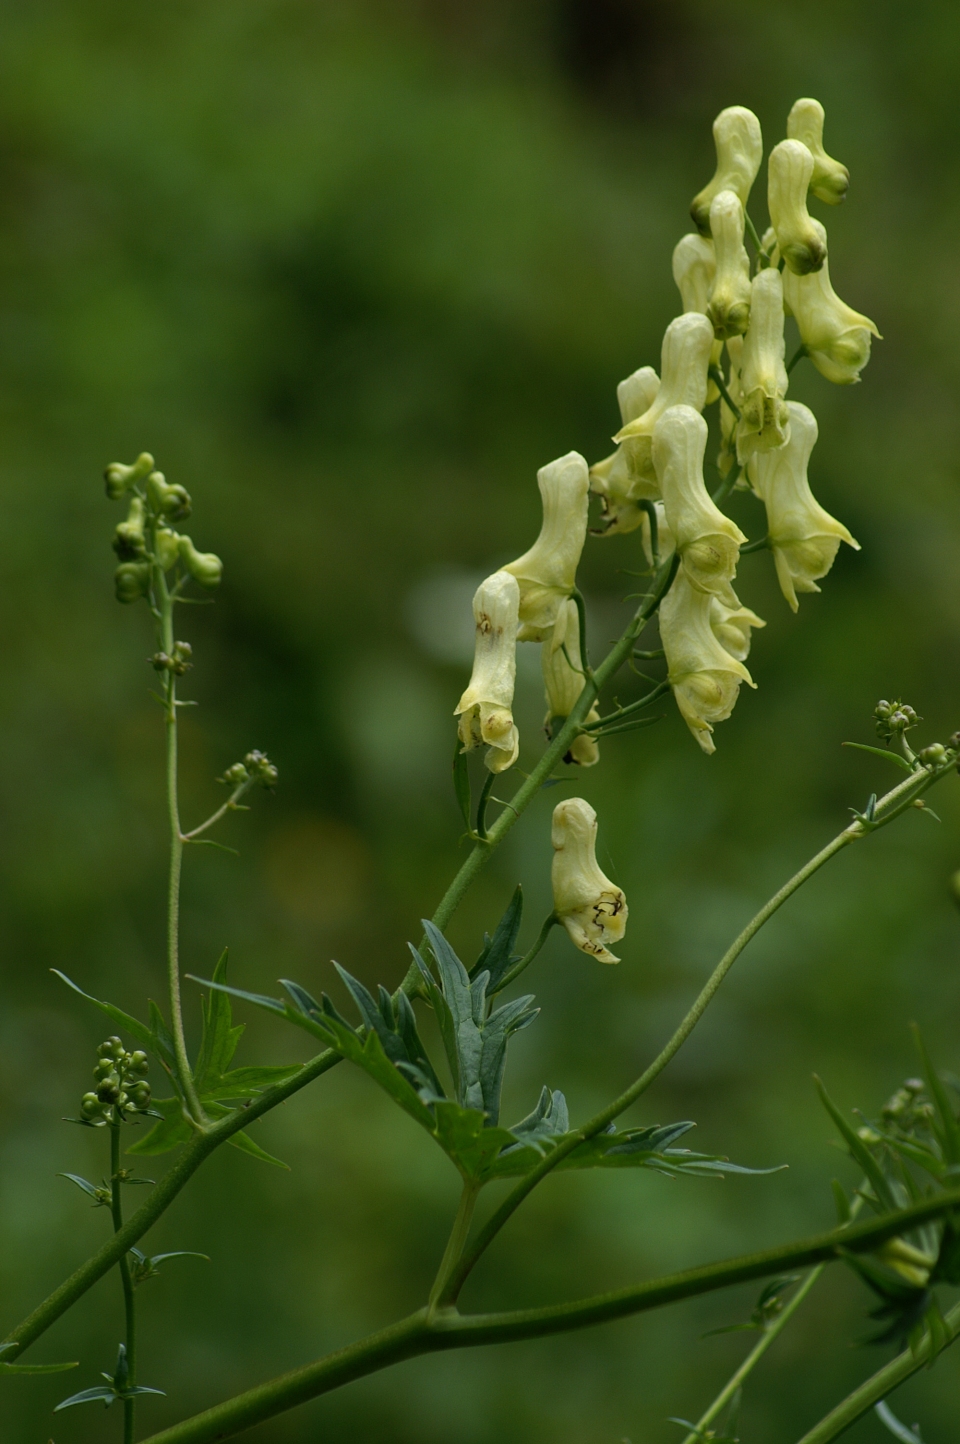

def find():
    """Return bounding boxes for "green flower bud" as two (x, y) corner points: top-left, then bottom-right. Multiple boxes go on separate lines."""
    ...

(97, 1078), (122, 1104)
(155, 527), (181, 571)
(178, 536), (223, 588)
(115, 561), (151, 604)
(146, 471), (192, 521)
(130, 1082), (151, 1109)
(918, 744), (946, 768)
(105, 452), (154, 500)
(100, 1036), (125, 1059)
(171, 641), (193, 674)
(221, 762), (249, 786)
(690, 106), (763, 236)
(127, 1051), (149, 1076)
(94, 1059), (116, 1080)
(768, 140), (827, 276)
(786, 98), (849, 205)
(113, 497), (146, 560)
(80, 1092), (103, 1119)
(244, 750), (279, 786)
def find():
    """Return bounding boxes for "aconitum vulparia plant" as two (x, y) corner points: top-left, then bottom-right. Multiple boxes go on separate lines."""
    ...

(4, 100), (960, 1444)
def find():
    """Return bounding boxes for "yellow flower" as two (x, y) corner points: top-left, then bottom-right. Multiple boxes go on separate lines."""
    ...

(750, 401), (860, 611)
(786, 98), (849, 205)
(659, 568), (754, 755)
(768, 139), (828, 276)
(782, 229), (881, 384)
(454, 570), (521, 773)
(736, 268), (790, 461)
(612, 313), (715, 496)
(717, 334), (744, 479)
(706, 190), (752, 339)
(652, 405), (746, 594)
(551, 798), (627, 964)
(709, 584), (765, 663)
(589, 366), (661, 536)
(542, 600), (599, 767)
(672, 232), (715, 313)
(504, 452), (589, 641)
(690, 106), (763, 236)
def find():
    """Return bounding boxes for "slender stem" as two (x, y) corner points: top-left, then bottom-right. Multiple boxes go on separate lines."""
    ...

(743, 211), (764, 256)
(439, 758), (953, 1306)
(740, 535), (769, 554)
(794, 1298), (960, 1444)
(133, 1193), (960, 1444)
(428, 1181), (481, 1309)
(708, 364), (741, 420)
(787, 343), (808, 374)
(570, 587), (592, 678)
(639, 499), (659, 566)
(491, 913), (558, 995)
(181, 778), (253, 841)
(156, 571), (204, 1124)
(111, 1122), (137, 1444)
(475, 770), (496, 841)
(584, 680), (671, 733)
(711, 463), (744, 505)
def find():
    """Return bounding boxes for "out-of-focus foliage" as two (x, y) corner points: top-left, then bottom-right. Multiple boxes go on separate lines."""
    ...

(1, 1), (959, 1439)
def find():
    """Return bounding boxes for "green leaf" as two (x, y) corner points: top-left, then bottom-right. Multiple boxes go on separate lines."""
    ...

(54, 1385), (118, 1410)
(50, 972), (153, 1053)
(126, 1097), (192, 1157)
(471, 886), (523, 989)
(0, 1359), (78, 1375)
(58, 1173), (105, 1202)
(431, 1101), (518, 1179)
(815, 1076), (898, 1212)
(452, 738), (471, 830)
(313, 1011), (436, 1131)
(200, 1065), (300, 1101)
(842, 742), (915, 773)
(194, 950), (244, 1092)
(148, 1000), (178, 1079)
(832, 1177), (852, 1224)
(912, 1026), (960, 1169)
(226, 1128), (289, 1169)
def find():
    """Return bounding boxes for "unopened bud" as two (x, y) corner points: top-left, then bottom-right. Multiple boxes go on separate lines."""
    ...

(127, 1051), (149, 1076)
(97, 1078), (122, 1105)
(155, 527), (181, 571)
(146, 471), (192, 521)
(105, 452), (154, 500)
(113, 497), (146, 560)
(736, 268), (790, 461)
(80, 1092), (103, 1119)
(115, 561), (151, 604)
(221, 762), (249, 786)
(918, 744), (946, 768)
(244, 750), (278, 786)
(100, 1037), (125, 1060)
(129, 1082), (151, 1109)
(179, 536), (223, 588)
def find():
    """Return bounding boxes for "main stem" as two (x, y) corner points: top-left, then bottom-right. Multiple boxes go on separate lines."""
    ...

(157, 573), (204, 1124)
(111, 1121), (137, 1444)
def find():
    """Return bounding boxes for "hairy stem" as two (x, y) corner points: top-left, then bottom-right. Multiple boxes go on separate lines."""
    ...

(133, 1193), (960, 1444)
(111, 1122), (137, 1444)
(439, 757), (954, 1305)
(794, 1297), (960, 1444)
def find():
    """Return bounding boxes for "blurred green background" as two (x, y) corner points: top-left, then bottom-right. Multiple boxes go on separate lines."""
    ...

(2, 1), (959, 1439)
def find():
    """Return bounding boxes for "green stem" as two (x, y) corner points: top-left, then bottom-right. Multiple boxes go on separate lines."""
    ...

(111, 1122), (137, 1444)
(439, 757), (953, 1306)
(181, 778), (254, 841)
(639, 499), (659, 566)
(584, 679), (671, 733)
(156, 571), (204, 1124)
(570, 587), (592, 678)
(132, 1193), (960, 1444)
(490, 913), (558, 995)
(794, 1298), (960, 1444)
(708, 364), (741, 420)
(710, 463), (743, 505)
(428, 1181), (481, 1309)
(743, 211), (764, 256)
(475, 770), (496, 841)
(787, 343), (808, 374)
(740, 535), (769, 554)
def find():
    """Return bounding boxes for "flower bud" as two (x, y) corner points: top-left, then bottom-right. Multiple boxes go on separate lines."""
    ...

(918, 744), (946, 768)
(782, 231), (881, 385)
(709, 584), (764, 663)
(244, 749), (279, 786)
(80, 1092), (104, 1120)
(768, 140), (827, 275)
(129, 1081), (152, 1109)
(612, 313), (715, 495)
(105, 452), (154, 500)
(155, 527), (181, 571)
(98, 1037), (125, 1059)
(115, 563), (151, 604)
(786, 98), (849, 205)
(178, 536), (223, 588)
(112, 497), (146, 560)
(672, 233), (715, 314)
(659, 568), (754, 754)
(97, 1078), (122, 1105)
(551, 798), (627, 963)
(736, 269), (790, 461)
(652, 406), (746, 594)
(750, 402), (859, 611)
(690, 106), (763, 236)
(504, 452), (589, 641)
(589, 366), (661, 536)
(542, 600), (599, 767)
(127, 1051), (149, 1076)
(706, 191), (752, 339)
(146, 471), (192, 521)
(222, 762), (250, 786)
(455, 570), (521, 774)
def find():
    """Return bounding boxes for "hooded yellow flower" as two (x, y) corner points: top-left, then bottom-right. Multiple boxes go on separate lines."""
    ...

(612, 312), (715, 497)
(542, 599), (599, 767)
(736, 268), (790, 461)
(768, 139), (828, 276)
(652, 405), (746, 595)
(504, 452), (589, 641)
(706, 190), (752, 340)
(659, 567), (754, 754)
(551, 798), (627, 963)
(690, 106), (763, 236)
(782, 228), (881, 384)
(589, 366), (661, 536)
(786, 97), (849, 205)
(454, 570), (521, 772)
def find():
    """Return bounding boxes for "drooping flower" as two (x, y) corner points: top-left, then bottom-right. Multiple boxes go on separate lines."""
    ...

(551, 798), (627, 963)
(504, 452), (589, 641)
(709, 584), (765, 663)
(659, 567), (754, 755)
(736, 268), (790, 461)
(542, 599), (599, 767)
(454, 570), (521, 772)
(782, 229), (881, 384)
(611, 312), (715, 497)
(672, 233), (715, 314)
(652, 405), (746, 595)
(690, 106), (763, 236)
(768, 139), (827, 276)
(750, 401), (860, 611)
(786, 97), (849, 205)
(589, 366), (661, 536)
(706, 190), (752, 340)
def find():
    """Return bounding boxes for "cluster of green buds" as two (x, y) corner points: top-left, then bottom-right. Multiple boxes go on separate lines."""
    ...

(221, 750), (279, 789)
(79, 1037), (151, 1124)
(150, 641), (193, 675)
(879, 1077), (933, 1134)
(104, 451), (223, 604)
(874, 698), (920, 742)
